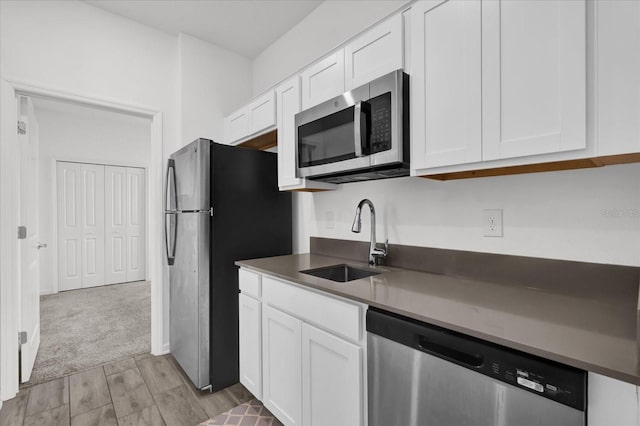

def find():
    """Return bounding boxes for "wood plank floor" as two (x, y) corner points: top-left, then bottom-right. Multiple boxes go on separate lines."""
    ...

(0, 354), (253, 426)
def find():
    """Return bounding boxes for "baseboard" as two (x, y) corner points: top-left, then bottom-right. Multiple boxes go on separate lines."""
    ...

(162, 342), (170, 354)
(40, 289), (55, 296)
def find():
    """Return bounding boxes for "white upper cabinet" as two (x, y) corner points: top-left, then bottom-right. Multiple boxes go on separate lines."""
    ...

(276, 76), (302, 188)
(411, 0), (482, 169)
(224, 90), (276, 145)
(300, 49), (345, 110)
(248, 91), (276, 135)
(224, 107), (249, 144)
(595, 0), (640, 157)
(276, 76), (338, 192)
(481, 0), (587, 161)
(345, 14), (404, 90)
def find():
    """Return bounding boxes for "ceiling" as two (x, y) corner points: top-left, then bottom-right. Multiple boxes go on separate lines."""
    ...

(85, 0), (323, 58)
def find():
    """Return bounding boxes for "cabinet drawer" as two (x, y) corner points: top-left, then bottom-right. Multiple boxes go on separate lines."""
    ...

(262, 275), (362, 342)
(239, 268), (261, 298)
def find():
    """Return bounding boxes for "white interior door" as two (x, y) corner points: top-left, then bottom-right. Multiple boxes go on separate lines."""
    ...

(18, 96), (41, 382)
(105, 165), (128, 285)
(80, 164), (105, 288)
(126, 167), (145, 282)
(57, 162), (83, 291)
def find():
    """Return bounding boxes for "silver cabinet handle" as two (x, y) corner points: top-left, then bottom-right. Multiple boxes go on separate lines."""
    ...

(37, 243), (47, 249)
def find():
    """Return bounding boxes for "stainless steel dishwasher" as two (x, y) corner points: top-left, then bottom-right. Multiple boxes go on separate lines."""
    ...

(367, 308), (587, 426)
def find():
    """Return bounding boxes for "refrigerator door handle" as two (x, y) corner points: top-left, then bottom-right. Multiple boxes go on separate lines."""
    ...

(165, 211), (177, 266)
(166, 159), (178, 265)
(166, 159), (177, 211)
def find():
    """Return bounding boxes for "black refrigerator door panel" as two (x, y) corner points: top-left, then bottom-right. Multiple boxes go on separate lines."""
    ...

(209, 143), (292, 391)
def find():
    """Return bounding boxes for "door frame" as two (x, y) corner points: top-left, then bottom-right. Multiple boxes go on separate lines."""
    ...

(0, 77), (165, 402)
(51, 160), (148, 295)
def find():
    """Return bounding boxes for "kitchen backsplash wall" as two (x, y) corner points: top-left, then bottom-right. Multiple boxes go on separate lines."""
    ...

(294, 163), (640, 266)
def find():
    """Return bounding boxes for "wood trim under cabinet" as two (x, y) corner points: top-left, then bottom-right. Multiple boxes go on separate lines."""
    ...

(420, 153), (640, 181)
(237, 129), (278, 151)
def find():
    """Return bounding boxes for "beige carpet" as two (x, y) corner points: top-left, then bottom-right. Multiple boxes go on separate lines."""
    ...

(26, 281), (151, 386)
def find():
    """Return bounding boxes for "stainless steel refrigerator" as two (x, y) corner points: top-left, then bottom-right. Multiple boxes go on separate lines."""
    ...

(165, 139), (292, 391)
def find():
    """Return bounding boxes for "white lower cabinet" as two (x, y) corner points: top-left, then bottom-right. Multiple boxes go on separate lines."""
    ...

(588, 373), (639, 426)
(239, 293), (262, 399)
(262, 305), (302, 426)
(302, 323), (362, 426)
(238, 268), (366, 426)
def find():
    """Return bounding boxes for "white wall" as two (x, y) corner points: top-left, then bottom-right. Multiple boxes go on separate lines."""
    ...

(296, 164), (640, 266)
(179, 33), (252, 144)
(34, 99), (150, 295)
(252, 0), (408, 95)
(0, 0), (256, 352)
(0, 0), (179, 350)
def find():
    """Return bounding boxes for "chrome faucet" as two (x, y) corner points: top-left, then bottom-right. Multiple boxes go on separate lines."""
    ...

(351, 199), (388, 266)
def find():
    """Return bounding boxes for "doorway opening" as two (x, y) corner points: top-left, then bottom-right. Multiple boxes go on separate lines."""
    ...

(16, 96), (154, 386)
(0, 78), (165, 407)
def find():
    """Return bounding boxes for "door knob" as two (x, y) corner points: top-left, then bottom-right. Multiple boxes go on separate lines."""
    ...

(37, 243), (47, 249)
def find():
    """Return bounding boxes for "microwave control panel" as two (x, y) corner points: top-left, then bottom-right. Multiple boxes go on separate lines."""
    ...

(369, 92), (392, 154)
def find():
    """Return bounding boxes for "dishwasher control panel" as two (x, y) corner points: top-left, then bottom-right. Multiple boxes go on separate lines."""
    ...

(367, 307), (587, 412)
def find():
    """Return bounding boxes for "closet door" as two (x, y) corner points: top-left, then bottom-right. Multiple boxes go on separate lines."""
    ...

(105, 166), (128, 284)
(57, 162), (83, 291)
(126, 168), (145, 282)
(80, 164), (105, 288)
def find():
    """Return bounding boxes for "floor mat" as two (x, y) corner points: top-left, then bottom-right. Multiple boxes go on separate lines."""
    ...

(199, 399), (284, 425)
(25, 281), (150, 386)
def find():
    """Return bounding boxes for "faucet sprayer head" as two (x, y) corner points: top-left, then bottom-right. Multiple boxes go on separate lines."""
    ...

(351, 207), (362, 233)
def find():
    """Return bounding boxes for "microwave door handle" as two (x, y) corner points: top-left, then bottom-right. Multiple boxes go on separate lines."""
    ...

(354, 101), (364, 157)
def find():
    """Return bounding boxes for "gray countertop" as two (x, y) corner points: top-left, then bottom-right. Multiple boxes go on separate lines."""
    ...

(236, 252), (640, 385)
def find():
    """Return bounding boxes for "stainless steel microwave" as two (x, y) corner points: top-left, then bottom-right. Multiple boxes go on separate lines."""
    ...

(295, 70), (409, 184)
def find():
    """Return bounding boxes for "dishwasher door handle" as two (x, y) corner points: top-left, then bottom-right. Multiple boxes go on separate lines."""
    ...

(417, 335), (484, 368)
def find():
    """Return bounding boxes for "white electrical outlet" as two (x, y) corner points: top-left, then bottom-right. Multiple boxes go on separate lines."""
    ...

(483, 209), (503, 237)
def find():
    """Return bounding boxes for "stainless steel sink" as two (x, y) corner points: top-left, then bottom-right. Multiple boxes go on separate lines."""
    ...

(300, 264), (380, 282)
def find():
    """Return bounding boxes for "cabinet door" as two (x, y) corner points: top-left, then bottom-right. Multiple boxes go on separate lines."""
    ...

(411, 0), (482, 170)
(126, 168), (145, 282)
(276, 76), (302, 188)
(300, 50), (345, 110)
(224, 107), (249, 144)
(105, 165), (128, 285)
(596, 0), (640, 156)
(249, 91), (276, 135)
(262, 305), (302, 426)
(302, 323), (362, 426)
(588, 373), (639, 426)
(345, 14), (403, 90)
(482, 0), (586, 160)
(57, 162), (83, 291)
(239, 294), (262, 399)
(80, 163), (105, 288)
